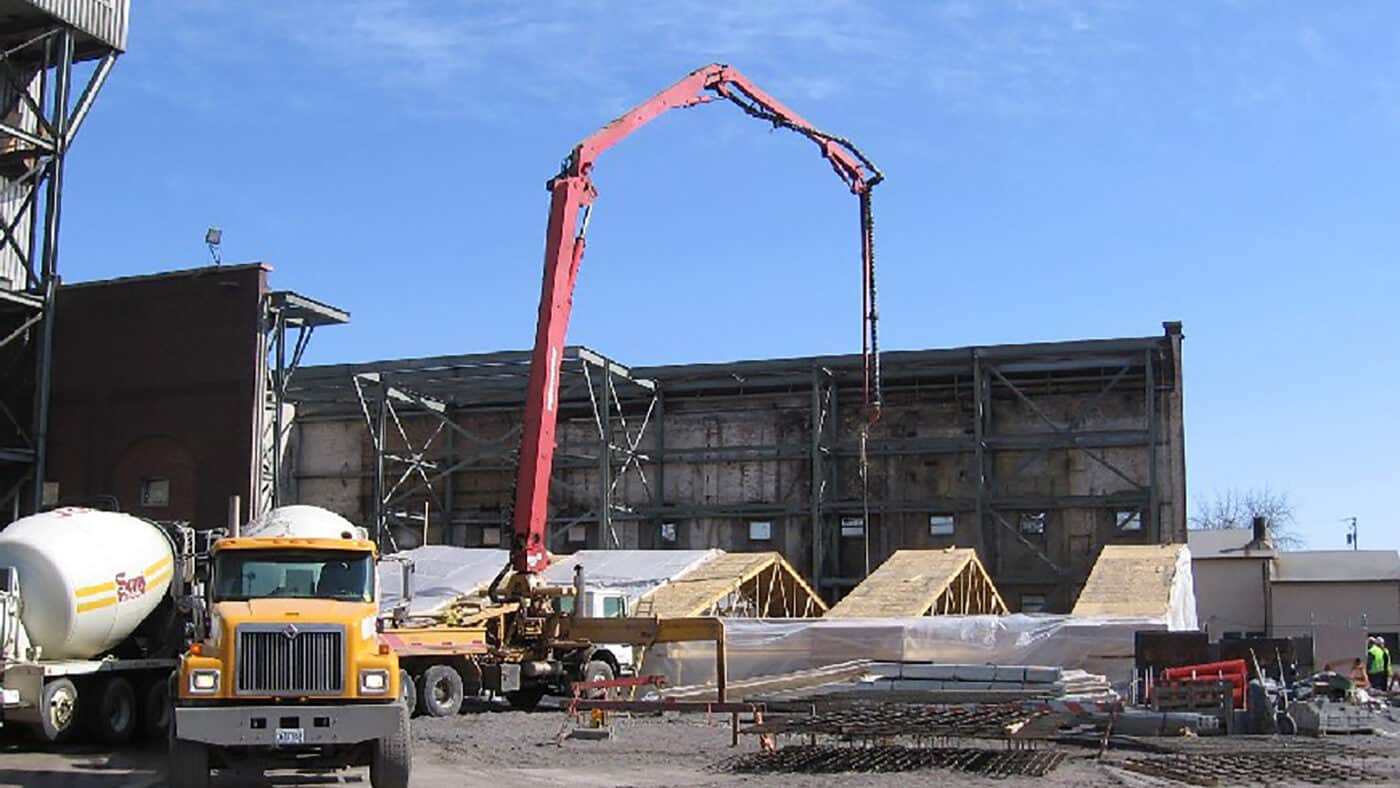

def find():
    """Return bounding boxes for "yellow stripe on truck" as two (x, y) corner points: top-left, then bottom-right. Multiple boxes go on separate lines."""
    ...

(144, 556), (173, 577)
(76, 596), (117, 613)
(147, 567), (172, 588)
(74, 581), (116, 598)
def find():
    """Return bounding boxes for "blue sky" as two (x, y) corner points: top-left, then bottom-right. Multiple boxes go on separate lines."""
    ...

(56, 2), (1398, 550)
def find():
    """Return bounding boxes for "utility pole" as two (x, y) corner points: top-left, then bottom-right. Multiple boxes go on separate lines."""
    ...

(1343, 517), (1358, 550)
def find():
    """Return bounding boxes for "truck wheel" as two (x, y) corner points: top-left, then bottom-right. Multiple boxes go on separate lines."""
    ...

(370, 704), (412, 788)
(505, 687), (547, 712)
(143, 678), (171, 741)
(90, 676), (137, 745)
(582, 660), (616, 700)
(37, 678), (79, 742)
(168, 726), (210, 788)
(419, 664), (464, 717)
(400, 670), (417, 717)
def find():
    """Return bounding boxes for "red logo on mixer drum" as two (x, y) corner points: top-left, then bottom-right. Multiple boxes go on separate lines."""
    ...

(114, 572), (147, 602)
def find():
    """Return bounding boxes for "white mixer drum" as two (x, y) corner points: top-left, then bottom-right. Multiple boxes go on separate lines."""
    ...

(243, 505), (364, 540)
(0, 508), (175, 660)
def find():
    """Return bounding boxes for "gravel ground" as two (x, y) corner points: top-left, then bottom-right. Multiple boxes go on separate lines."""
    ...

(4, 703), (1400, 787)
(404, 702), (1400, 788)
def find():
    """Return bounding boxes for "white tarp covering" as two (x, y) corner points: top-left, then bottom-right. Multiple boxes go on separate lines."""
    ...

(543, 549), (720, 609)
(378, 546), (508, 617)
(1169, 545), (1199, 632)
(643, 614), (1174, 689)
(377, 547), (722, 618)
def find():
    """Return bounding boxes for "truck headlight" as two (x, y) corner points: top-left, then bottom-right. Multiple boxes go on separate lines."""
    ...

(359, 669), (390, 695)
(189, 669), (220, 694)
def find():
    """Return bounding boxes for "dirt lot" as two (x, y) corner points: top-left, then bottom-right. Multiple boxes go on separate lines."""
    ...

(3, 703), (1400, 787)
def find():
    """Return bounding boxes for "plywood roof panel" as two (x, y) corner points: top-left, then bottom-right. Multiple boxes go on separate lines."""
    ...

(1071, 544), (1184, 617)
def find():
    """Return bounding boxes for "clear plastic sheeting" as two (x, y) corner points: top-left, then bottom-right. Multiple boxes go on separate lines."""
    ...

(543, 549), (720, 609)
(378, 546), (508, 617)
(644, 614), (1172, 690)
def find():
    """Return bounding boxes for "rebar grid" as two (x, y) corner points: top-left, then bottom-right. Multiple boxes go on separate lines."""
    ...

(722, 744), (1065, 777)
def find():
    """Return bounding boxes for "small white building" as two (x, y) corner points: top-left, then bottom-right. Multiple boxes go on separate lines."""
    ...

(1188, 523), (1400, 669)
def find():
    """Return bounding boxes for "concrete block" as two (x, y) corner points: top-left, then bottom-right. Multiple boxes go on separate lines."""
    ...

(950, 665), (999, 682)
(993, 666), (1028, 683)
(1024, 666), (1062, 684)
(898, 663), (957, 680)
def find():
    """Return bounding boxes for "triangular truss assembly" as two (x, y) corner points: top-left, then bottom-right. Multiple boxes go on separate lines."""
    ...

(826, 549), (1008, 617)
(639, 551), (827, 619)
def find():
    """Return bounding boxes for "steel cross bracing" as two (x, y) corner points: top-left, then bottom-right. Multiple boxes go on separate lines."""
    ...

(0, 26), (117, 519)
(350, 351), (657, 554)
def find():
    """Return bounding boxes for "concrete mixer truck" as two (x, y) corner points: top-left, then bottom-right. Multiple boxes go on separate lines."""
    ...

(0, 507), (209, 744)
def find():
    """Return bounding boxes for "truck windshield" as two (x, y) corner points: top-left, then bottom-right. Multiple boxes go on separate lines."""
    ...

(212, 550), (374, 603)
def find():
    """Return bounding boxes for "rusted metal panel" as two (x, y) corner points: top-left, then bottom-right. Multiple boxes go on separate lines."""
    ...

(46, 264), (267, 529)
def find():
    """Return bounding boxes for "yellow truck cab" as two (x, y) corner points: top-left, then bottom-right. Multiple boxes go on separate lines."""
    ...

(170, 534), (410, 788)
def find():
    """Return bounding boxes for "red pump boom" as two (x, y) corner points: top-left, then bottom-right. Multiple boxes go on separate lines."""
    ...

(509, 63), (884, 575)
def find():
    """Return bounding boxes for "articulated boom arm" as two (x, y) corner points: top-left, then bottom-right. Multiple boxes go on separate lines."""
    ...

(509, 63), (884, 575)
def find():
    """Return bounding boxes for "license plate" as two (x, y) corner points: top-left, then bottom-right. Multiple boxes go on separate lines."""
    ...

(274, 728), (305, 746)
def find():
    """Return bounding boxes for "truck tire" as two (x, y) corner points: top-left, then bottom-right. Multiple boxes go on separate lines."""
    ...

(370, 704), (412, 788)
(89, 676), (137, 745)
(399, 669), (417, 717)
(582, 660), (616, 700)
(420, 664), (464, 717)
(505, 687), (546, 712)
(142, 678), (170, 741)
(37, 677), (79, 742)
(168, 723), (210, 788)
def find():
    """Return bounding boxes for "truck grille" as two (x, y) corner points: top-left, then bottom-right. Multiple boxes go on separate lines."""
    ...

(235, 624), (345, 695)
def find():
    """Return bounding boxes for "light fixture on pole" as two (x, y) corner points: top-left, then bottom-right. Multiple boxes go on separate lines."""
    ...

(1343, 516), (1358, 550)
(205, 227), (223, 266)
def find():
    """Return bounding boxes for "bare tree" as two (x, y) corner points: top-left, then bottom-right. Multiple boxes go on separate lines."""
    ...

(1190, 487), (1303, 549)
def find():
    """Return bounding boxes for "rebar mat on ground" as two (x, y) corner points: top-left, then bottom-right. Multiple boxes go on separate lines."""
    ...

(750, 703), (1056, 739)
(1119, 753), (1379, 785)
(722, 745), (1066, 777)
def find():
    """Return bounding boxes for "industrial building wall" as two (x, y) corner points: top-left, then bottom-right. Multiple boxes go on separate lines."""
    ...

(290, 325), (1186, 612)
(45, 265), (267, 527)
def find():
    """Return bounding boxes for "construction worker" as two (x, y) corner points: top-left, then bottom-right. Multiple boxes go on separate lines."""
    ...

(1366, 637), (1390, 691)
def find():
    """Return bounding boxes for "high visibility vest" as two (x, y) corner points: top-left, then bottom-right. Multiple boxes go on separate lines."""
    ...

(1368, 644), (1386, 673)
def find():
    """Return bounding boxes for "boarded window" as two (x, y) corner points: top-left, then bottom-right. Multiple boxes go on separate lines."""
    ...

(567, 524), (588, 543)
(1020, 593), (1047, 613)
(928, 514), (955, 537)
(1019, 512), (1046, 535)
(841, 517), (865, 538)
(1116, 510), (1143, 532)
(749, 521), (772, 541)
(140, 478), (170, 508)
(480, 527), (501, 547)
